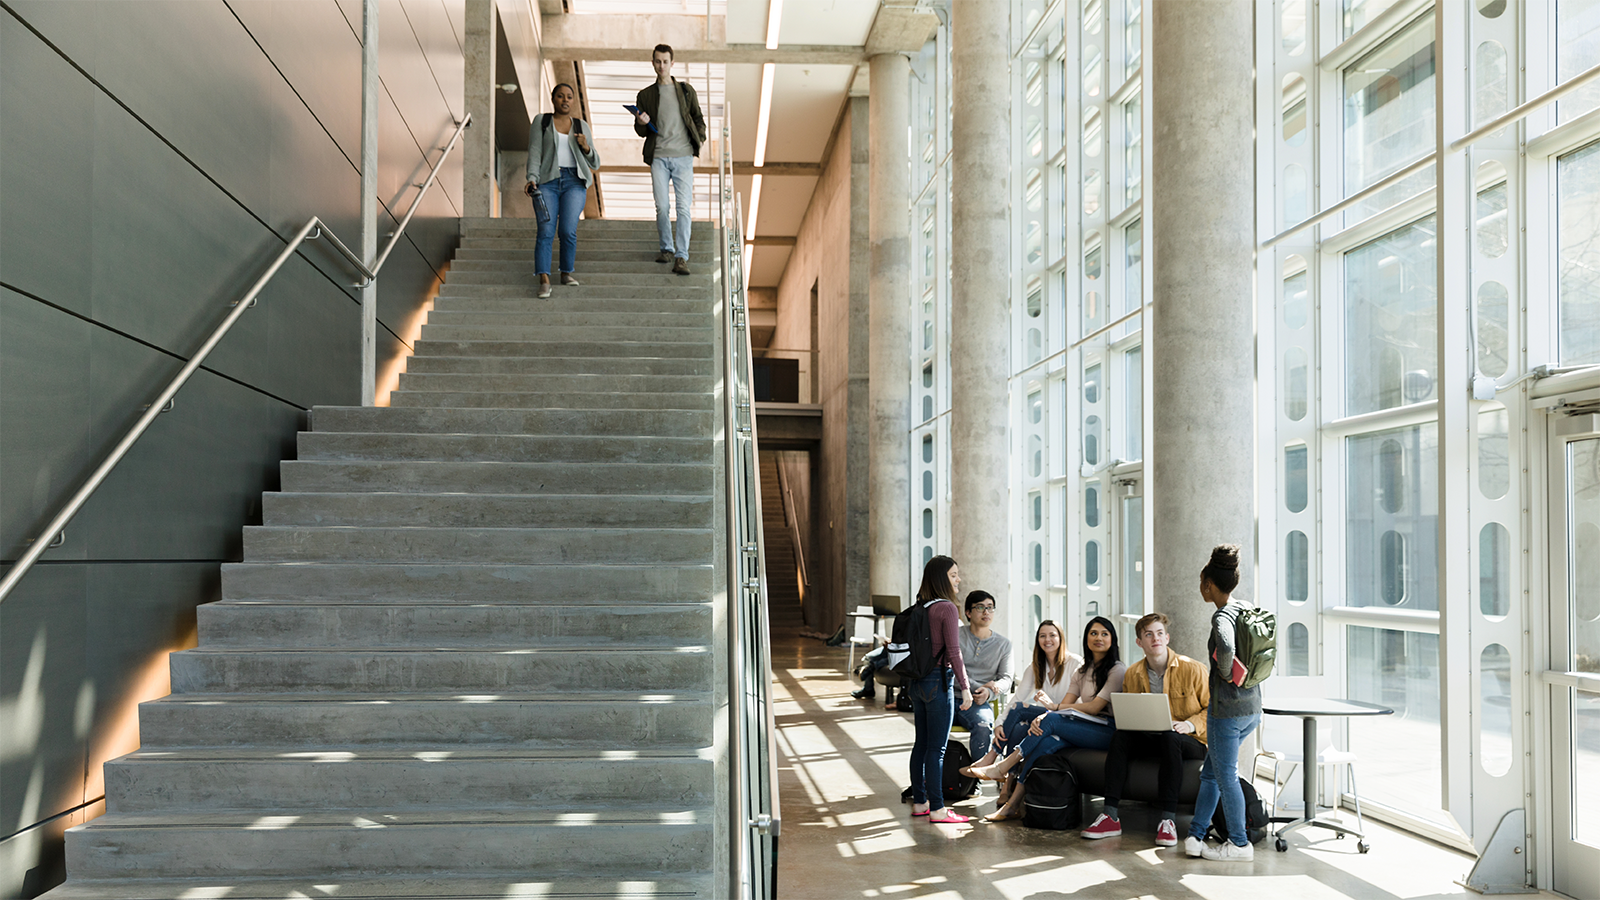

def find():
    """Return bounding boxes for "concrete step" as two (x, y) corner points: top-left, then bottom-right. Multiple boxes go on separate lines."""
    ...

(388, 390), (714, 412)
(455, 245), (715, 263)
(241, 526), (712, 565)
(261, 491), (715, 529)
(424, 309), (708, 330)
(404, 353), (713, 376)
(395, 372), (712, 396)
(104, 747), (713, 812)
(196, 601), (712, 648)
(139, 690), (713, 748)
(418, 323), (710, 344)
(311, 406), (713, 438)
(442, 268), (712, 285)
(410, 338), (714, 359)
(462, 215), (713, 233)
(297, 432), (713, 464)
(168, 645), (712, 694)
(450, 259), (705, 276)
(434, 283), (714, 300)
(429, 296), (715, 316)
(221, 561), (714, 604)
(38, 873), (715, 899)
(279, 460), (714, 495)
(64, 808), (710, 879)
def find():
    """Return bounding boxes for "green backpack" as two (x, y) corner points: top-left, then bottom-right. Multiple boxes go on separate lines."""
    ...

(1234, 606), (1277, 689)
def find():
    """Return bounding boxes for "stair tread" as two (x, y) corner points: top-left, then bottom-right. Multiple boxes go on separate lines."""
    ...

(40, 874), (712, 899)
(148, 689), (712, 702)
(73, 807), (706, 829)
(117, 746), (709, 762)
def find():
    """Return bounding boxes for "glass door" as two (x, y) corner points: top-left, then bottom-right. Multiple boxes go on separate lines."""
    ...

(1548, 426), (1600, 899)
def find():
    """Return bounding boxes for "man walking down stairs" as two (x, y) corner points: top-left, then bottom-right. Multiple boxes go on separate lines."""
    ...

(42, 218), (727, 899)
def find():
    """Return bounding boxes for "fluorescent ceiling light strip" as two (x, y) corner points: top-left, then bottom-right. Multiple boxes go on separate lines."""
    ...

(743, 244), (755, 288)
(753, 63), (775, 167)
(765, 0), (784, 50)
(746, 173), (764, 238)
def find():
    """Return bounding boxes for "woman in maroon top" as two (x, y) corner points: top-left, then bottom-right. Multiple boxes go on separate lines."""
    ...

(907, 555), (975, 824)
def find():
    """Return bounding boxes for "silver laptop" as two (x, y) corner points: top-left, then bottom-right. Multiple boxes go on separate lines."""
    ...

(1109, 692), (1174, 732)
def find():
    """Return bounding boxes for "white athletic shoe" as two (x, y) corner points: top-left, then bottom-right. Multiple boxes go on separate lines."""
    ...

(1183, 835), (1206, 858)
(1200, 841), (1255, 861)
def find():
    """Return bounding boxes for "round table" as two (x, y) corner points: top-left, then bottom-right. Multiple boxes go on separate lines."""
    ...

(1262, 698), (1393, 853)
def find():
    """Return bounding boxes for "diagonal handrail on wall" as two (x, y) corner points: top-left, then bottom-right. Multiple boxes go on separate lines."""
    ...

(0, 114), (471, 607)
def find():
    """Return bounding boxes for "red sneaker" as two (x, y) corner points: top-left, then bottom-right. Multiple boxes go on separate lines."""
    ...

(1080, 812), (1122, 839)
(1155, 818), (1179, 847)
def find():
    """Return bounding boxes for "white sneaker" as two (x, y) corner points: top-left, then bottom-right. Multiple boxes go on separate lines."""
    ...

(1183, 835), (1206, 858)
(1200, 841), (1255, 861)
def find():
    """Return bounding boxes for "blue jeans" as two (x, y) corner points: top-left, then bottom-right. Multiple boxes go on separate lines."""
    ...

(953, 701), (995, 760)
(908, 667), (955, 811)
(651, 156), (693, 259)
(535, 167), (585, 275)
(1188, 711), (1261, 847)
(1013, 713), (1115, 780)
(995, 704), (1049, 755)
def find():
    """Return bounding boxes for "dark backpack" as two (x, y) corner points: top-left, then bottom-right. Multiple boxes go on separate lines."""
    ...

(1207, 777), (1269, 845)
(1021, 750), (1082, 830)
(897, 739), (978, 804)
(887, 598), (950, 680)
(1234, 606), (1277, 689)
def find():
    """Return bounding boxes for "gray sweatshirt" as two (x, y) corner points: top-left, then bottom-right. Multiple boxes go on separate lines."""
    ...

(958, 626), (1015, 697)
(1207, 599), (1262, 718)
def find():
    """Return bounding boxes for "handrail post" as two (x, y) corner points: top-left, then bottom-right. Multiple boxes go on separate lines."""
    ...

(358, 0), (380, 406)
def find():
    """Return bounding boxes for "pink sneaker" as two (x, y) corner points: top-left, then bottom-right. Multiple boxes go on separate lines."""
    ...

(927, 810), (973, 824)
(1155, 818), (1179, 847)
(1081, 812), (1122, 839)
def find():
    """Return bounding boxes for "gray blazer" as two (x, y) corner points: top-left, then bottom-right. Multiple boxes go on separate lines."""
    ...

(526, 115), (601, 186)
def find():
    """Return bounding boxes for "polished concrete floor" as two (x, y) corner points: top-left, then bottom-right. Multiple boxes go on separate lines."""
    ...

(769, 621), (1525, 900)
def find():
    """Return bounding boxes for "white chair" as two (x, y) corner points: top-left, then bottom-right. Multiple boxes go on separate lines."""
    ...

(844, 605), (882, 674)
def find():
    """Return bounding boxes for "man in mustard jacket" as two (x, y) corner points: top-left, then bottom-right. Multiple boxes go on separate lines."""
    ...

(1080, 612), (1209, 846)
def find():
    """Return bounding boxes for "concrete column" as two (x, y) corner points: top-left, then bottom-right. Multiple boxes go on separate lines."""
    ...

(463, 0), (497, 218)
(868, 53), (912, 608)
(1149, 0), (1256, 654)
(948, 0), (1011, 615)
(844, 96), (873, 619)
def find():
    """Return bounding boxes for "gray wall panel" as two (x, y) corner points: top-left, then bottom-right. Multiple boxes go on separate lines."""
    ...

(0, 565), (90, 846)
(0, 1), (464, 888)
(79, 336), (301, 560)
(87, 91), (277, 357)
(230, 0), (365, 167)
(0, 16), (94, 316)
(0, 290), (93, 560)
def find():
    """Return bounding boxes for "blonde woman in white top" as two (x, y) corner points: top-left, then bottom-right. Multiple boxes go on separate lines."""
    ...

(961, 620), (1079, 819)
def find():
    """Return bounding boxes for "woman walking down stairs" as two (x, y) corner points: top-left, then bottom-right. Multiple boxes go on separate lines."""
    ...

(40, 218), (727, 899)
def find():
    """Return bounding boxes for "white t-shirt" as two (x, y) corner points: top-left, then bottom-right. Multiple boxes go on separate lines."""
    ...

(1012, 652), (1083, 708)
(1065, 660), (1127, 705)
(555, 127), (576, 168)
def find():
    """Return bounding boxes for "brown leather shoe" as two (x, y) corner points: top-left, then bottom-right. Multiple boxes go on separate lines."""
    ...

(672, 257), (691, 275)
(656, 251), (674, 264)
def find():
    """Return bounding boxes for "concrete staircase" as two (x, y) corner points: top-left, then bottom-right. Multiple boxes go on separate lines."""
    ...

(758, 454), (805, 633)
(44, 218), (726, 899)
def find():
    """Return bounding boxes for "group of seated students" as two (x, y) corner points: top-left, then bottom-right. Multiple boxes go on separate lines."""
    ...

(857, 546), (1263, 861)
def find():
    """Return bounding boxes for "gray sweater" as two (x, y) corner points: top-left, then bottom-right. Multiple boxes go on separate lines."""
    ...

(526, 115), (601, 186)
(958, 626), (1015, 697)
(1207, 599), (1262, 718)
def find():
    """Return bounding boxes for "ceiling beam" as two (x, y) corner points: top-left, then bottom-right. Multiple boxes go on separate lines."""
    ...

(749, 235), (797, 247)
(539, 14), (865, 64)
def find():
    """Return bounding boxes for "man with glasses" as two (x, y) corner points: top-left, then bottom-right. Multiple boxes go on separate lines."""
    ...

(954, 591), (1015, 762)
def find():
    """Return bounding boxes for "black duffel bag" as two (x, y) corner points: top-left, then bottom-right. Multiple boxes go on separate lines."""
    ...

(1022, 750), (1083, 830)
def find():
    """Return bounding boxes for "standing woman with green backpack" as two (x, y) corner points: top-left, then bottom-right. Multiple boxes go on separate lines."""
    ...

(896, 555), (974, 824)
(1185, 544), (1262, 861)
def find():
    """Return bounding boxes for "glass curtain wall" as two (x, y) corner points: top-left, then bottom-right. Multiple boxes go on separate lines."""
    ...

(907, 0), (1600, 877)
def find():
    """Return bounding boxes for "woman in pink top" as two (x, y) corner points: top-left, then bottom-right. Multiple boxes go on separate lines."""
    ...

(906, 555), (975, 824)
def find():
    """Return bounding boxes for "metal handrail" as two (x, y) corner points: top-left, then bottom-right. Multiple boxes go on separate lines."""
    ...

(717, 96), (780, 896)
(0, 114), (471, 606)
